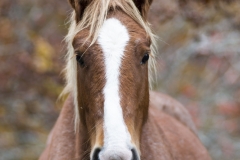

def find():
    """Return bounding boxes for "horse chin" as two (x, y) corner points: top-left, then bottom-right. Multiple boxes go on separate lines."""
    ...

(91, 146), (140, 160)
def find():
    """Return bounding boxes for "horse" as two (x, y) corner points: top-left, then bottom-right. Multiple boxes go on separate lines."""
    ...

(39, 0), (211, 159)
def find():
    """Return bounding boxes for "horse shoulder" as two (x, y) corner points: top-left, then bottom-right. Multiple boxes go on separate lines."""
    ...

(150, 106), (210, 159)
(150, 91), (197, 134)
(141, 91), (211, 160)
(39, 95), (76, 160)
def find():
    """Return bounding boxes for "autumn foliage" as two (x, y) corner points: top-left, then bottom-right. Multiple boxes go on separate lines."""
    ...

(0, 0), (240, 159)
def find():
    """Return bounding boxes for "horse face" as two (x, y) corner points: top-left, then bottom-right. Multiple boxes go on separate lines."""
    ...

(73, 11), (151, 160)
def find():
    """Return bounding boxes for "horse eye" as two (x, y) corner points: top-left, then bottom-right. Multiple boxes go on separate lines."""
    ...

(141, 53), (149, 64)
(76, 55), (84, 67)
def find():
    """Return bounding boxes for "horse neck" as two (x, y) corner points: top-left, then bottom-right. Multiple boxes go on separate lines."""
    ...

(76, 122), (91, 159)
(56, 95), (91, 159)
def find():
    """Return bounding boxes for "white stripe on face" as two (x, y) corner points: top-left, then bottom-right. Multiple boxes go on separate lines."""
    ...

(98, 18), (131, 149)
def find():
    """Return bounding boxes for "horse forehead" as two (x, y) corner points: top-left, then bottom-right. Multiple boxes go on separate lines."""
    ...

(97, 18), (130, 49)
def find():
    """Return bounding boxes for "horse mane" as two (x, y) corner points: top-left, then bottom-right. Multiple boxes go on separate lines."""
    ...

(61, 0), (157, 131)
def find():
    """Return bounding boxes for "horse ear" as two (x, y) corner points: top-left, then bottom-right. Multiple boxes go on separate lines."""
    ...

(68, 0), (75, 9)
(68, 0), (91, 22)
(133, 0), (153, 20)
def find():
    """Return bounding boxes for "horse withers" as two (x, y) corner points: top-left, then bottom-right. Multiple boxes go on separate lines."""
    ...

(39, 0), (211, 159)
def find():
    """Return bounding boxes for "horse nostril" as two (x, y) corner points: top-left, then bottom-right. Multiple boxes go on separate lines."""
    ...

(131, 148), (139, 160)
(92, 148), (101, 160)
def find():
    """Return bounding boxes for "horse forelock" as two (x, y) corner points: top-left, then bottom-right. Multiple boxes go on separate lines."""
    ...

(61, 0), (157, 131)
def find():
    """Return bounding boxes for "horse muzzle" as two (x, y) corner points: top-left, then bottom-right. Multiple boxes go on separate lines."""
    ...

(92, 147), (139, 160)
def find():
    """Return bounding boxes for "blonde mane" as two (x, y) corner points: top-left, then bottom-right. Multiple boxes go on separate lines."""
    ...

(61, 0), (157, 131)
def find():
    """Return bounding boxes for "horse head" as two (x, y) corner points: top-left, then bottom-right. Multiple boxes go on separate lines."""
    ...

(64, 0), (155, 159)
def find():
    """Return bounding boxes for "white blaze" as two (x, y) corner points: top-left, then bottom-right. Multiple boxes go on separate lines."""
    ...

(98, 18), (131, 149)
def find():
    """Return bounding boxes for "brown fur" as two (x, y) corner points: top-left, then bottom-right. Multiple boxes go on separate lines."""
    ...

(40, 1), (211, 159)
(40, 92), (211, 160)
(133, 0), (153, 20)
(74, 28), (106, 155)
(71, 10), (153, 155)
(150, 92), (198, 134)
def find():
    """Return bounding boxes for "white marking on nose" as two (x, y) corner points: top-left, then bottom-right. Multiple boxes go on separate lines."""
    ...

(98, 18), (131, 151)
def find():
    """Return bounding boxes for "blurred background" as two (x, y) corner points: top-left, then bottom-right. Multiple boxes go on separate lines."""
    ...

(0, 0), (239, 159)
